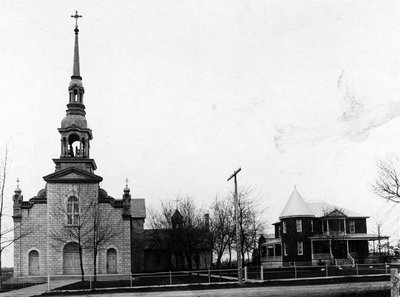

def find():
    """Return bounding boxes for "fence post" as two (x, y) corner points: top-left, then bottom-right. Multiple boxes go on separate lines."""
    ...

(47, 274), (50, 292)
(325, 263), (328, 277)
(244, 266), (248, 282)
(356, 263), (358, 275)
(208, 268), (211, 283)
(89, 275), (92, 290)
(391, 268), (399, 297)
(260, 265), (264, 281)
(169, 271), (172, 285)
(130, 274), (133, 287)
(294, 263), (297, 279)
(386, 262), (388, 275)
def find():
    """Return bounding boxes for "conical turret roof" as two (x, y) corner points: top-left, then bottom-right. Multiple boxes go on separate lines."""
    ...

(279, 187), (315, 219)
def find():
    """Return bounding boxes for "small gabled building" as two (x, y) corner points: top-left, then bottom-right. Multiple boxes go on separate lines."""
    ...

(260, 188), (389, 267)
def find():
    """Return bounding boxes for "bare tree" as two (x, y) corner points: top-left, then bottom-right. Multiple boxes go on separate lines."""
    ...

(372, 158), (400, 203)
(322, 208), (349, 263)
(147, 197), (210, 271)
(0, 148), (7, 282)
(49, 186), (122, 281)
(89, 202), (122, 281)
(146, 202), (177, 270)
(209, 196), (233, 269)
(49, 186), (93, 281)
(1, 148), (33, 287)
(233, 187), (266, 266)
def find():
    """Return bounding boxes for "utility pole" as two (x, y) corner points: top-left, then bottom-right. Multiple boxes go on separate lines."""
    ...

(227, 167), (242, 285)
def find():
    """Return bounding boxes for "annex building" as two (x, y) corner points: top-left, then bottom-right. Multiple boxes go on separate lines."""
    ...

(12, 16), (146, 276)
(259, 188), (389, 267)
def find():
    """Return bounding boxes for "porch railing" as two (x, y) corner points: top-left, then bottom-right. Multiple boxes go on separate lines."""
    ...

(347, 253), (355, 266)
(261, 256), (282, 262)
(330, 252), (336, 266)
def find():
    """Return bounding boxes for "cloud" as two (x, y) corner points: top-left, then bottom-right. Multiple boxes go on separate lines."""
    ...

(274, 71), (400, 152)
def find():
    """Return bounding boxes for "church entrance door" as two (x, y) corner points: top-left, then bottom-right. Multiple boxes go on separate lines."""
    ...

(29, 250), (39, 275)
(63, 243), (80, 275)
(107, 248), (117, 274)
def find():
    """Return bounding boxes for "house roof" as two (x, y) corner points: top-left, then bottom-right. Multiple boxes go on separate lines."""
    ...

(307, 202), (366, 218)
(279, 188), (314, 219)
(279, 188), (367, 219)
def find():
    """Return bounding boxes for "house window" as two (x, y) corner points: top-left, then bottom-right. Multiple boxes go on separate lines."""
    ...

(297, 242), (303, 255)
(349, 221), (355, 234)
(311, 220), (314, 233)
(283, 243), (287, 256)
(67, 196), (79, 225)
(296, 219), (302, 232)
(282, 221), (287, 233)
(278, 226), (281, 238)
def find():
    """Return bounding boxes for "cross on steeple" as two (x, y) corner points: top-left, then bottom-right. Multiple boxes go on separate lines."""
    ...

(71, 11), (82, 28)
(125, 178), (129, 187)
(16, 178), (20, 187)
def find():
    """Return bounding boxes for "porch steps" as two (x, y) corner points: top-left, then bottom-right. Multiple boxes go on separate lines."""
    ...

(335, 258), (353, 266)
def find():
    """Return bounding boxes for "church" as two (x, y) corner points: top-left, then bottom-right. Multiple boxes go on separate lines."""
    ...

(12, 13), (146, 276)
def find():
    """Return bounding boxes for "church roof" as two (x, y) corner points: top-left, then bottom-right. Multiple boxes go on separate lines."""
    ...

(279, 188), (367, 219)
(131, 199), (146, 218)
(43, 166), (103, 183)
(279, 188), (314, 219)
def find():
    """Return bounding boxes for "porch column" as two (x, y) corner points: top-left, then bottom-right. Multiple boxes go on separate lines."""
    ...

(273, 244), (276, 257)
(327, 220), (330, 235)
(311, 240), (314, 260)
(329, 239), (332, 255)
(343, 218), (346, 235)
(346, 240), (349, 256)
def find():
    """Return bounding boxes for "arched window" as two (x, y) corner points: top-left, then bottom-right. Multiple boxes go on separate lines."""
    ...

(29, 250), (39, 275)
(67, 196), (79, 225)
(107, 248), (117, 274)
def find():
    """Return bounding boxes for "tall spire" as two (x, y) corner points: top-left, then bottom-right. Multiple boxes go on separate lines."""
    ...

(67, 11), (85, 107)
(57, 10), (94, 168)
(71, 11), (82, 78)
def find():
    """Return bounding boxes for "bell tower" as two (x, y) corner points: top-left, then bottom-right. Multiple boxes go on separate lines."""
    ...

(54, 11), (97, 173)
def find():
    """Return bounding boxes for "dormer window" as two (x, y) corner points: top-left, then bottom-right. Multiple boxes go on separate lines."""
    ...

(67, 196), (79, 225)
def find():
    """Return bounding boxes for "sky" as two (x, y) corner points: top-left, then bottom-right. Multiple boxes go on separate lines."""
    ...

(1, 0), (400, 266)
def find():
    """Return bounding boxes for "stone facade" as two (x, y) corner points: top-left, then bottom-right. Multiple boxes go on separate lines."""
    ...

(12, 21), (146, 277)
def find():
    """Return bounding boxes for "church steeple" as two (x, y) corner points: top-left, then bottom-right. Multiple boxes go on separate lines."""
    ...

(68, 11), (84, 107)
(72, 12), (81, 79)
(56, 12), (96, 172)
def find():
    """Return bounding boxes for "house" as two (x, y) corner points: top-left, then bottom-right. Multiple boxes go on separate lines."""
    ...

(259, 188), (389, 267)
(12, 16), (146, 277)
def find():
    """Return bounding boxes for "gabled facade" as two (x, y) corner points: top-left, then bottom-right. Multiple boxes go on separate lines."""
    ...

(260, 188), (389, 267)
(12, 16), (146, 276)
